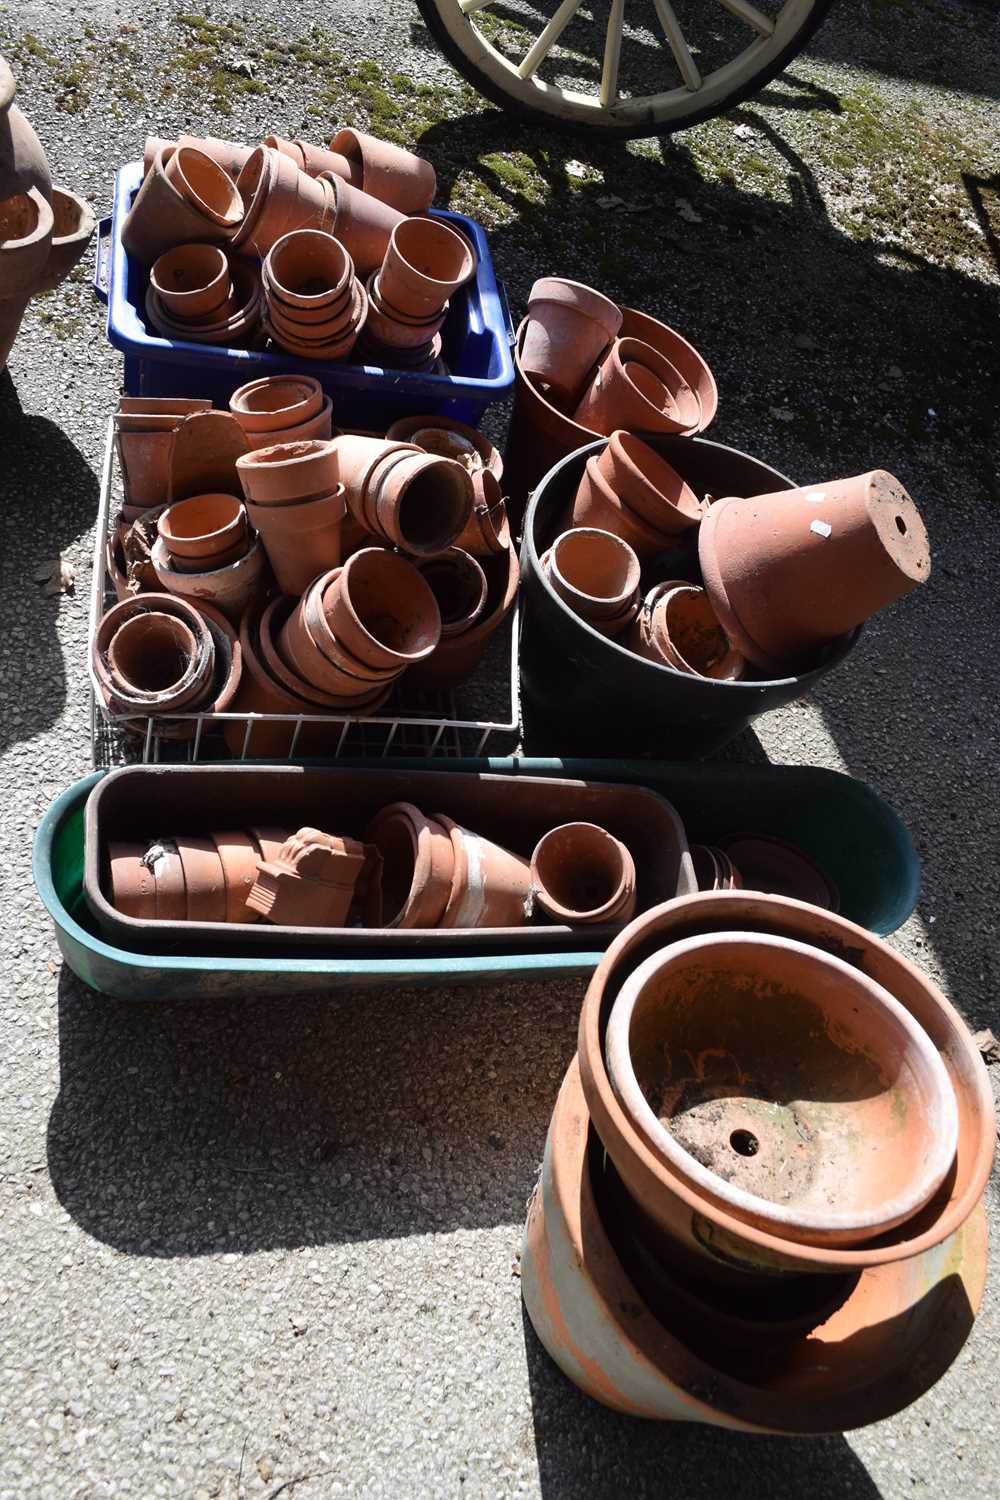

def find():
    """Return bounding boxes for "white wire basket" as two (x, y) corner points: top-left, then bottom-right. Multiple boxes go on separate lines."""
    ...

(89, 419), (520, 767)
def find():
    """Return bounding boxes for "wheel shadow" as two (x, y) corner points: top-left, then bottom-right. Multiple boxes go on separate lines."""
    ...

(0, 371), (99, 754)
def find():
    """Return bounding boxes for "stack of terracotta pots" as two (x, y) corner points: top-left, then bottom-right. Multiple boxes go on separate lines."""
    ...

(359, 217), (475, 371)
(145, 244), (261, 347)
(629, 580), (745, 681)
(570, 429), (707, 559)
(236, 437), (345, 596)
(113, 396), (212, 518)
(123, 144), (246, 265)
(91, 593), (242, 736)
(150, 491), (265, 624)
(541, 528), (641, 640)
(229, 374), (333, 449)
(521, 891), (995, 1432)
(261, 228), (367, 361)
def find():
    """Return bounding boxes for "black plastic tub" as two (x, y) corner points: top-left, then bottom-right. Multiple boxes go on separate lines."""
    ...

(519, 436), (860, 759)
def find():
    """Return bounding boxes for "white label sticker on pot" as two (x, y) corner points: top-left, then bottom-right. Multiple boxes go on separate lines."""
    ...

(810, 519), (833, 537)
(806, 490), (826, 502)
(452, 833), (488, 928)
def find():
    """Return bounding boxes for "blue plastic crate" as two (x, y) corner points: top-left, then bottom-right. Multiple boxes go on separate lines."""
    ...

(96, 160), (515, 427)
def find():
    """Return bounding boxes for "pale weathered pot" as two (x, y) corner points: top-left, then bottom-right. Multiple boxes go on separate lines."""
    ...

(0, 186), (52, 364)
(521, 278), (622, 403)
(232, 145), (333, 259)
(123, 145), (240, 264)
(229, 374), (331, 447)
(33, 185), (95, 294)
(570, 455), (677, 561)
(0, 55), (51, 202)
(150, 533), (266, 625)
(329, 127), (436, 214)
(435, 814), (532, 929)
(531, 821), (637, 926)
(92, 593), (214, 716)
(545, 528), (640, 629)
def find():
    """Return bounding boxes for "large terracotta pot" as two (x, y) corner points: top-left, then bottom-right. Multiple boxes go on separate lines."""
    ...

(698, 471), (932, 672)
(329, 128), (436, 214)
(32, 185), (95, 294)
(0, 55), (51, 201)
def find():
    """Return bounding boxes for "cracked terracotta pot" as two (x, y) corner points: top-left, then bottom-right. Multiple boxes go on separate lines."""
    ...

(531, 822), (637, 927)
(168, 410), (250, 503)
(415, 548), (488, 638)
(149, 243), (234, 323)
(386, 414), (502, 480)
(629, 581), (745, 681)
(247, 827), (370, 926)
(329, 127), (436, 214)
(605, 931), (959, 1248)
(316, 170), (405, 276)
(378, 217), (475, 322)
(367, 449), (473, 555)
(244, 485), (346, 596)
(570, 454), (679, 561)
(236, 437), (339, 506)
(720, 835), (838, 911)
(435, 814), (532, 929)
(698, 471), (931, 672)
(543, 528), (640, 639)
(229, 374), (332, 447)
(211, 830), (262, 923)
(521, 278), (622, 403)
(175, 836), (227, 922)
(144, 257), (261, 347)
(157, 492), (249, 572)
(577, 890), (995, 1281)
(32, 185), (95, 294)
(596, 430), (706, 533)
(364, 802), (454, 928)
(574, 336), (702, 437)
(141, 839), (186, 921)
(322, 547), (441, 670)
(232, 145), (333, 259)
(149, 532), (265, 625)
(406, 539), (519, 690)
(520, 1054), (987, 1431)
(123, 146), (241, 264)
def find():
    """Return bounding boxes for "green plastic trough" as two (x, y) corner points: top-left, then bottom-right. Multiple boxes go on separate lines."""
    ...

(33, 758), (919, 1000)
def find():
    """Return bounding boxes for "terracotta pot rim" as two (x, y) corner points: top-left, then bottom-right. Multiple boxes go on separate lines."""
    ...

(167, 145), (244, 227)
(262, 595), (377, 709)
(0, 183), (53, 253)
(531, 821), (634, 923)
(264, 227), (353, 308)
(549, 527), (642, 614)
(150, 243), (229, 304)
(592, 336), (703, 435)
(150, 532), (262, 582)
(527, 277), (622, 337)
(229, 374), (325, 429)
(387, 216), (475, 293)
(158, 492), (246, 550)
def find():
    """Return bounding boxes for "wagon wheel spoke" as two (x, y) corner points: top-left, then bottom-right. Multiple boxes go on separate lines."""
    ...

(600, 0), (626, 108)
(652, 0), (703, 92)
(715, 0), (776, 38)
(458, 0), (497, 14)
(515, 0), (585, 82)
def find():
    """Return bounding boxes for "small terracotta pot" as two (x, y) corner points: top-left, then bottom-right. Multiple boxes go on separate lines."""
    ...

(265, 283), (358, 340)
(236, 437), (339, 506)
(698, 471), (931, 672)
(107, 611), (198, 698)
(386, 414), (502, 480)
(406, 540), (519, 690)
(378, 218), (475, 321)
(223, 608), (331, 759)
(329, 128), (436, 214)
(34, 185), (96, 294)
(232, 146), (333, 258)
(435, 814), (532, 929)
(317, 170), (404, 276)
(619, 306), (718, 433)
(368, 449), (473, 555)
(174, 134), (256, 179)
(149, 244), (233, 322)
(245, 486), (346, 596)
(262, 282), (367, 362)
(168, 410), (250, 504)
(574, 337), (702, 437)
(364, 802), (454, 928)
(149, 534), (266, 626)
(229, 374), (325, 436)
(332, 435), (420, 526)
(144, 258), (261, 347)
(720, 836), (838, 911)
(630, 582), (745, 682)
(122, 146), (237, 264)
(157, 492), (248, 571)
(322, 547), (441, 670)
(211, 831), (262, 923)
(545, 528), (641, 628)
(415, 549), (488, 638)
(175, 836), (227, 922)
(571, 455), (677, 561)
(604, 931), (958, 1247)
(108, 842), (156, 919)
(264, 135), (306, 170)
(94, 595), (215, 716)
(521, 278), (622, 402)
(278, 581), (399, 701)
(264, 593), (389, 707)
(163, 145), (244, 230)
(531, 822), (637, 926)
(264, 228), (352, 311)
(596, 430), (705, 532)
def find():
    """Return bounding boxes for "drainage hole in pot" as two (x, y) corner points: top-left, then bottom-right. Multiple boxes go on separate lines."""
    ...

(895, 515), (907, 535)
(730, 1129), (759, 1157)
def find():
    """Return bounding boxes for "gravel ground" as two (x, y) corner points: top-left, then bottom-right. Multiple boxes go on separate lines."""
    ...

(1, 2), (998, 1497)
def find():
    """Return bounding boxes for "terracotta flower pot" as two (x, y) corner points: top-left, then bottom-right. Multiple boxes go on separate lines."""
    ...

(364, 802), (454, 928)
(264, 227), (352, 312)
(157, 492), (248, 571)
(386, 414), (502, 480)
(263, 281), (367, 362)
(531, 822), (637, 926)
(210, 830), (262, 923)
(167, 134), (256, 180)
(544, 528), (640, 634)
(435, 814), (532, 929)
(168, 410), (250, 504)
(232, 145), (333, 259)
(521, 1055), (987, 1431)
(604, 931), (958, 1247)
(93, 594), (215, 716)
(378, 217), (475, 321)
(141, 839), (187, 921)
(263, 135), (306, 170)
(329, 128), (436, 214)
(0, 186), (52, 305)
(113, 398), (210, 509)
(278, 582), (399, 702)
(175, 835), (227, 922)
(295, 139), (358, 183)
(619, 306), (718, 433)
(571, 455), (678, 561)
(322, 547), (441, 670)
(124, 144), (244, 264)
(247, 827), (370, 926)
(228, 374), (333, 448)
(106, 610), (199, 699)
(245, 486), (347, 596)
(236, 437), (339, 506)
(521, 278), (622, 402)
(415, 548), (488, 638)
(144, 258), (261, 347)
(574, 336), (702, 437)
(577, 891), (996, 1282)
(596, 430), (705, 533)
(363, 270), (448, 351)
(33, 184), (96, 294)
(720, 835), (838, 911)
(222, 607), (330, 759)
(455, 471), (511, 559)
(698, 471), (932, 672)
(1, 54), (52, 202)
(149, 534), (266, 626)
(629, 582), (745, 681)
(149, 244), (234, 322)
(108, 842), (157, 919)
(317, 170), (405, 276)
(406, 540), (519, 690)
(367, 449), (473, 555)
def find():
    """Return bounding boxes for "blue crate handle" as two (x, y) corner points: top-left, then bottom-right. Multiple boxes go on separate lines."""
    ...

(93, 215), (113, 304)
(498, 280), (516, 347)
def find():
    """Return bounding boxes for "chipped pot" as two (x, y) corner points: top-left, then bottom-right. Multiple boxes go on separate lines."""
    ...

(236, 437), (339, 506)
